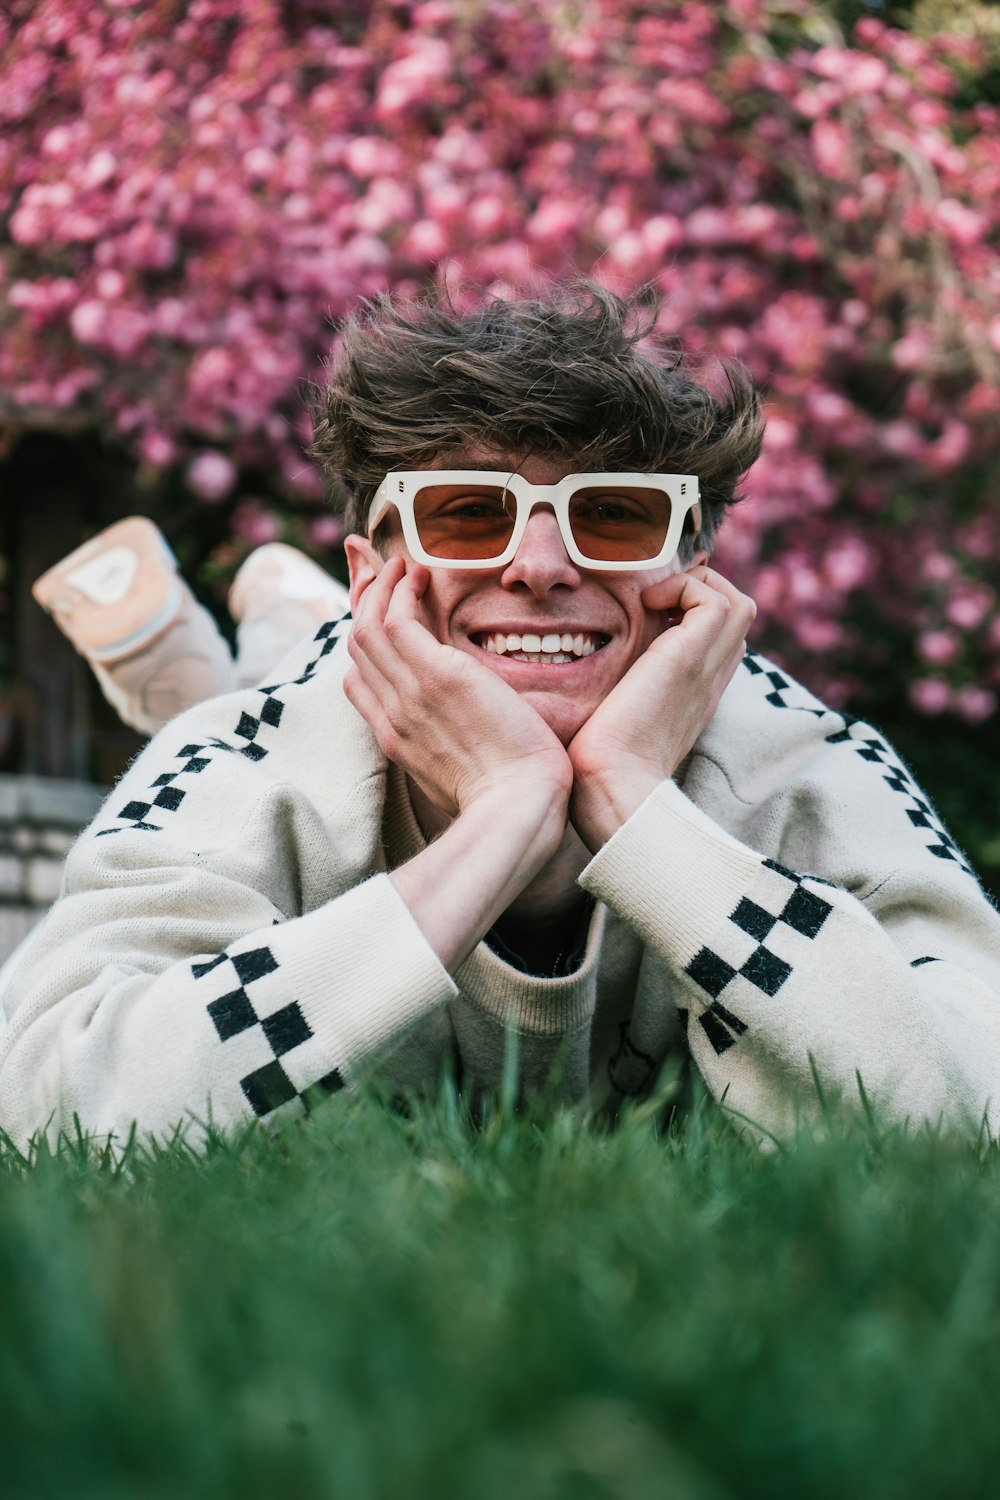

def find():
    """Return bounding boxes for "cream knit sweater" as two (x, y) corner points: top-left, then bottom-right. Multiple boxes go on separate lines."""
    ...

(1, 616), (998, 1148)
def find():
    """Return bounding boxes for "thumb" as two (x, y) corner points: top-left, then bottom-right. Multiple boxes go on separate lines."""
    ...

(639, 569), (690, 613)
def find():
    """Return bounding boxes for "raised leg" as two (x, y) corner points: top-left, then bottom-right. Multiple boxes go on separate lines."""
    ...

(229, 543), (350, 687)
(33, 517), (236, 736)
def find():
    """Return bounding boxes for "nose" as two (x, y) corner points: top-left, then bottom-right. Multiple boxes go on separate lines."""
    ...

(499, 506), (581, 595)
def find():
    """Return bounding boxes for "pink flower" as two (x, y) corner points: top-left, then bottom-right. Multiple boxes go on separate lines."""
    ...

(96, 269), (125, 300)
(684, 207), (731, 248)
(909, 679), (950, 714)
(528, 198), (582, 245)
(946, 588), (993, 631)
(918, 630), (961, 666)
(823, 539), (872, 592)
(926, 420), (971, 474)
(309, 514), (344, 549)
(190, 347), (237, 391)
(466, 193), (507, 238)
(880, 421), (925, 461)
(82, 149), (117, 189)
(70, 299), (108, 344)
(642, 215), (683, 256)
(811, 47), (854, 83)
(607, 231), (647, 272)
(376, 38), (452, 116)
(794, 615), (844, 651)
(404, 219), (448, 261)
(344, 137), (404, 179)
(811, 120), (851, 180)
(934, 199), (987, 247)
(244, 147), (278, 180)
(140, 431), (176, 467)
(845, 56), (889, 96)
(232, 501), (281, 545)
(954, 686), (996, 723)
(187, 451), (236, 502)
(892, 326), (933, 372)
(922, 552), (957, 584)
(808, 391), (853, 427)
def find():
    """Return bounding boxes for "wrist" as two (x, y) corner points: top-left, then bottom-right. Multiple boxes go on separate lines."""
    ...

(572, 763), (665, 851)
(392, 777), (571, 974)
(464, 776), (570, 857)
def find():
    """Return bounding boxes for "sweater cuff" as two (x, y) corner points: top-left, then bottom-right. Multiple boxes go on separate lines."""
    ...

(269, 873), (458, 1069)
(579, 779), (763, 966)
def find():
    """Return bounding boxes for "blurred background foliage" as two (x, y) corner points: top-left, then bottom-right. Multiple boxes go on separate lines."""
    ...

(0, 0), (997, 894)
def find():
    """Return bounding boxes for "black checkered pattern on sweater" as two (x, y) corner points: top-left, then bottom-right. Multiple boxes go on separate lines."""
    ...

(742, 653), (972, 877)
(685, 858), (834, 1055)
(96, 613), (351, 838)
(192, 945), (344, 1117)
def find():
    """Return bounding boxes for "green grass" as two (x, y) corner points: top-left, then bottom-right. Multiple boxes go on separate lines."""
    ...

(2, 1082), (1000, 1500)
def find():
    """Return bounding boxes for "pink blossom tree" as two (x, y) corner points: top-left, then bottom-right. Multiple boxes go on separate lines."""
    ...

(2, 0), (998, 735)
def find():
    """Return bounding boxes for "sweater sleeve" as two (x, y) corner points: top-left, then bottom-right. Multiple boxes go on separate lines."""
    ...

(0, 628), (458, 1149)
(579, 774), (1000, 1141)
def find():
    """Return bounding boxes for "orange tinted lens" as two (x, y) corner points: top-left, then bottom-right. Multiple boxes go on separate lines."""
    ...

(568, 486), (672, 561)
(412, 483), (516, 559)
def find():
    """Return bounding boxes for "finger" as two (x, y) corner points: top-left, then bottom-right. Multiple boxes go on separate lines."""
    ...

(700, 567), (757, 621)
(380, 565), (502, 690)
(641, 569), (727, 620)
(643, 570), (755, 656)
(383, 562), (432, 630)
(345, 627), (400, 717)
(343, 662), (398, 743)
(638, 574), (747, 683)
(351, 556), (406, 639)
(349, 558), (414, 672)
(689, 583), (753, 669)
(377, 573), (458, 685)
(638, 570), (692, 613)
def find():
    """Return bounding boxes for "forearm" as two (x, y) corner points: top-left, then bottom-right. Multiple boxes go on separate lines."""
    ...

(390, 784), (569, 974)
(581, 779), (1000, 1137)
(0, 864), (457, 1150)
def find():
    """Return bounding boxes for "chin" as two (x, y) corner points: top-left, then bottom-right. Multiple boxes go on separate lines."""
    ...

(520, 692), (591, 747)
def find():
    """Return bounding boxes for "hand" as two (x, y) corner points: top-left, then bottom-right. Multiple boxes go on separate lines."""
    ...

(345, 557), (573, 825)
(568, 565), (756, 851)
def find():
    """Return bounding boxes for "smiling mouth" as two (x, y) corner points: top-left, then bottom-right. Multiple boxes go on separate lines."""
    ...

(473, 631), (610, 664)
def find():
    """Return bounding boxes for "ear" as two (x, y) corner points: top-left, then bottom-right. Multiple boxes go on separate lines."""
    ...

(684, 547), (709, 572)
(344, 535), (383, 614)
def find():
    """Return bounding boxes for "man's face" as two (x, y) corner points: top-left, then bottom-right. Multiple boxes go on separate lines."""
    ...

(346, 451), (704, 746)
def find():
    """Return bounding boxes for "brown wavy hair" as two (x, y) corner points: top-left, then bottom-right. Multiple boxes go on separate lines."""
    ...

(309, 283), (764, 556)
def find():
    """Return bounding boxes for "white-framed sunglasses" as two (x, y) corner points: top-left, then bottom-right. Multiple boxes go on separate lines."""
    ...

(366, 470), (702, 571)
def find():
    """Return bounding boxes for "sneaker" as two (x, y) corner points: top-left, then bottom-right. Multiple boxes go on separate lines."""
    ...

(229, 543), (350, 687)
(228, 542), (350, 627)
(32, 516), (184, 665)
(34, 516), (236, 735)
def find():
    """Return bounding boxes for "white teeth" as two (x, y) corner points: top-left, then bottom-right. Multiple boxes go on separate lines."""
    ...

(509, 651), (574, 663)
(479, 631), (605, 659)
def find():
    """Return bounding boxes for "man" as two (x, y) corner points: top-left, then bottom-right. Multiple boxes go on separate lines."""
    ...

(2, 286), (999, 1147)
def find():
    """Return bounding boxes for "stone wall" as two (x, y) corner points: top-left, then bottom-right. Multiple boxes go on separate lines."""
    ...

(0, 775), (105, 963)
